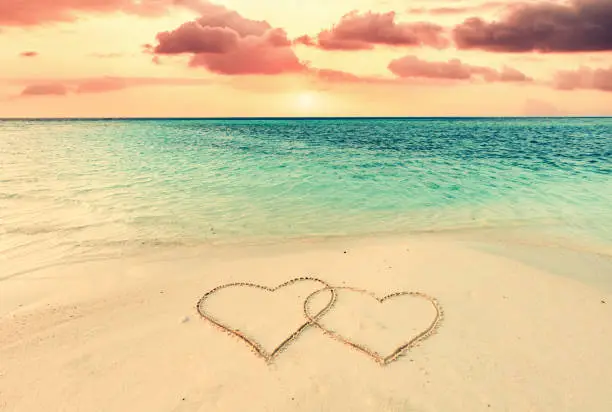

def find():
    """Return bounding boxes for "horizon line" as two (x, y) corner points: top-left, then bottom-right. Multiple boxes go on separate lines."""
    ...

(1, 116), (611, 121)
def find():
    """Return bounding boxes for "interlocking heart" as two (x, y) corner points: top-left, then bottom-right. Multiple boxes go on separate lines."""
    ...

(196, 277), (443, 365)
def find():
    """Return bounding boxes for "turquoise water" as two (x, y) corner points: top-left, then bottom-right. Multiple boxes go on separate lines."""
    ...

(1, 118), (611, 268)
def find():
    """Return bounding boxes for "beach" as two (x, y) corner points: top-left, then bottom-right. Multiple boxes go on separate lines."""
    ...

(2, 118), (612, 411)
(2, 234), (611, 411)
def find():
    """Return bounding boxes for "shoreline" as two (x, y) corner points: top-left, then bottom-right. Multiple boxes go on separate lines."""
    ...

(3, 223), (611, 283)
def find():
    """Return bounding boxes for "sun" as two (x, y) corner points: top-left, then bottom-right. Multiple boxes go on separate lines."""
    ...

(296, 92), (317, 111)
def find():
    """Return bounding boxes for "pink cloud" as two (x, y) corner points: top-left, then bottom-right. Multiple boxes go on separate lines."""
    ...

(20, 51), (39, 57)
(294, 35), (316, 47)
(311, 68), (398, 85)
(20, 83), (68, 96)
(155, 23), (241, 54)
(152, 2), (305, 75)
(188, 38), (304, 75)
(407, 2), (508, 16)
(314, 69), (364, 83)
(523, 98), (564, 116)
(76, 78), (128, 93)
(296, 11), (448, 50)
(0, 0), (175, 26)
(453, 0), (612, 53)
(16, 76), (212, 97)
(554, 66), (612, 92)
(388, 56), (532, 82)
(496, 66), (532, 82)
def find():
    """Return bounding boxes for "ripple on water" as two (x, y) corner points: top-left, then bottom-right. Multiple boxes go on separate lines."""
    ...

(1, 118), (611, 269)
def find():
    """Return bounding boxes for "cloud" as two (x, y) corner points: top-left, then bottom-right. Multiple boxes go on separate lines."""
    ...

(16, 76), (212, 97)
(388, 55), (532, 82)
(408, 2), (508, 15)
(151, 2), (305, 75)
(495, 66), (533, 82)
(0, 0), (176, 26)
(20, 83), (68, 96)
(523, 98), (564, 116)
(310, 63), (531, 87)
(20, 51), (39, 57)
(313, 69), (365, 83)
(554, 66), (612, 92)
(453, 0), (612, 52)
(155, 23), (243, 54)
(311, 69), (398, 85)
(295, 11), (449, 50)
(76, 78), (128, 93)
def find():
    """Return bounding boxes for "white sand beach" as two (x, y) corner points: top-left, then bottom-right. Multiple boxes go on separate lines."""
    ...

(1, 235), (611, 412)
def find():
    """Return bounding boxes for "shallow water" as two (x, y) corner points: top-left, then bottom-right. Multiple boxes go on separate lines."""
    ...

(1, 118), (611, 271)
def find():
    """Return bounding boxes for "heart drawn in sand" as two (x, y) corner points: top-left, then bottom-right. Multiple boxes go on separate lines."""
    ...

(196, 277), (335, 363)
(304, 287), (444, 365)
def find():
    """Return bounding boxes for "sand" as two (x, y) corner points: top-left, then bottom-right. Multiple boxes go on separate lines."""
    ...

(1, 235), (612, 412)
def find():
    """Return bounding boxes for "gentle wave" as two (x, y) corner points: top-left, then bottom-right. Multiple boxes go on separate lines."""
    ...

(1, 118), (611, 270)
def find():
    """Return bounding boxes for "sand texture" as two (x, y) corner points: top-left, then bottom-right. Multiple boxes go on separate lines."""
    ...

(1, 236), (612, 411)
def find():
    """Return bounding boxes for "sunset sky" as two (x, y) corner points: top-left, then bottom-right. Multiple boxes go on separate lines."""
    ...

(1, 0), (611, 117)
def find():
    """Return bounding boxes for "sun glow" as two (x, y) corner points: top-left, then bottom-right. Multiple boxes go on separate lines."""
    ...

(296, 92), (317, 111)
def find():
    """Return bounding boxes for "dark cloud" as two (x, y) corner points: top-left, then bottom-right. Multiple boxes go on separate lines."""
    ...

(295, 11), (449, 50)
(20, 51), (39, 57)
(453, 0), (612, 52)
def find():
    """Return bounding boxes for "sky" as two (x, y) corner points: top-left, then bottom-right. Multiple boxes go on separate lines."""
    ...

(1, 0), (611, 117)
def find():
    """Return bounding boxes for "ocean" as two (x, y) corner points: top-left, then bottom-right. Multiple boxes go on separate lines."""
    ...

(1, 118), (611, 273)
